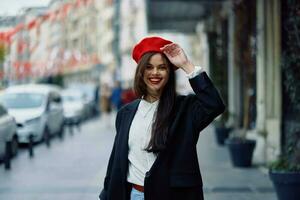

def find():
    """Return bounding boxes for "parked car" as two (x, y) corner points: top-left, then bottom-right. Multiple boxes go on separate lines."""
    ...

(61, 89), (86, 125)
(0, 84), (64, 143)
(0, 103), (18, 161)
(68, 83), (99, 117)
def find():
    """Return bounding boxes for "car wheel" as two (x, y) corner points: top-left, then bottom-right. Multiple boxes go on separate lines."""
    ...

(4, 142), (11, 168)
(11, 135), (19, 157)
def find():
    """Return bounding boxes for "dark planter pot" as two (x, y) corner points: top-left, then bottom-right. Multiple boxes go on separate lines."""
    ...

(214, 126), (231, 145)
(226, 138), (256, 167)
(269, 170), (300, 200)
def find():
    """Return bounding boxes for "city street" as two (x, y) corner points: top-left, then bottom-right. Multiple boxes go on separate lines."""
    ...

(0, 114), (277, 200)
(0, 116), (115, 200)
(1, 0), (299, 199)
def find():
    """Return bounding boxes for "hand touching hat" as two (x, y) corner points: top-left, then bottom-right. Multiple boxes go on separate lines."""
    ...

(132, 36), (194, 73)
(160, 43), (195, 74)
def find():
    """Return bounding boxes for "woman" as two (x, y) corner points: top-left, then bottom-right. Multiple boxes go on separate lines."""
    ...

(99, 36), (225, 200)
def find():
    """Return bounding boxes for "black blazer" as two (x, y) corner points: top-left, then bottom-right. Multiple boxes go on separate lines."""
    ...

(99, 72), (225, 200)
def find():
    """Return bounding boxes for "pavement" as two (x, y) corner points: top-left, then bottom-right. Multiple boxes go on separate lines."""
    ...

(0, 115), (277, 200)
(198, 125), (277, 200)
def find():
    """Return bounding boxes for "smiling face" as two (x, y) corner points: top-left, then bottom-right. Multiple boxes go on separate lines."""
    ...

(143, 53), (170, 99)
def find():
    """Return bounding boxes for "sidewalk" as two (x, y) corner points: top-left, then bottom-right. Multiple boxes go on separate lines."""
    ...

(197, 125), (277, 200)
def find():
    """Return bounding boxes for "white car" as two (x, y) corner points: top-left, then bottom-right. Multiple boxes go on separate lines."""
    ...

(62, 90), (86, 125)
(0, 84), (64, 143)
(68, 83), (99, 117)
(0, 103), (18, 160)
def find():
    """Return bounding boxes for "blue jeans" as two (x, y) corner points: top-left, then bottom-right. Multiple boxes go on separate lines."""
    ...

(130, 188), (144, 200)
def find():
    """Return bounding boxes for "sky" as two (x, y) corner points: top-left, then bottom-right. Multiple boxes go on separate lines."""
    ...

(0, 0), (51, 16)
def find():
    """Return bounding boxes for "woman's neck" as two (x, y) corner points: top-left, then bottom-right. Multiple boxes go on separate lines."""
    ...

(144, 94), (159, 103)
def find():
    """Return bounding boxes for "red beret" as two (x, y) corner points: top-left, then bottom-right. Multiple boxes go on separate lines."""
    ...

(132, 36), (173, 63)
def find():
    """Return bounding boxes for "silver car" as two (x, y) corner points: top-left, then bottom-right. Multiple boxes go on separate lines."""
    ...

(62, 89), (86, 125)
(0, 84), (64, 143)
(0, 103), (18, 160)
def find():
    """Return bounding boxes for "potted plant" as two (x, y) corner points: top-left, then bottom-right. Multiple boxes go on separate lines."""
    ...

(225, 128), (256, 167)
(268, 123), (300, 200)
(223, 0), (257, 168)
(213, 112), (232, 145)
(269, 156), (300, 200)
(206, 11), (230, 146)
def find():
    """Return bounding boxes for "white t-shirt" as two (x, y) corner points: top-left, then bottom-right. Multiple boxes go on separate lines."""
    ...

(127, 99), (159, 186)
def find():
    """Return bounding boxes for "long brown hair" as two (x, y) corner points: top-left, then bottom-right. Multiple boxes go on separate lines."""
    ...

(134, 52), (176, 153)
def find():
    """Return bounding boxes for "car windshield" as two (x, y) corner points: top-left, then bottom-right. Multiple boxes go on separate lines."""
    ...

(0, 93), (45, 109)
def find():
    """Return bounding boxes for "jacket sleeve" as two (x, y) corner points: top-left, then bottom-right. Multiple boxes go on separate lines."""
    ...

(99, 111), (121, 200)
(188, 72), (225, 133)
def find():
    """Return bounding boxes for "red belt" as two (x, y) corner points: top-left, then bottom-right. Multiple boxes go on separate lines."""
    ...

(132, 183), (144, 193)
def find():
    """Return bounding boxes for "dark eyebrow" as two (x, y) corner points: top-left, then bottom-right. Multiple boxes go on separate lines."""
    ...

(146, 63), (166, 67)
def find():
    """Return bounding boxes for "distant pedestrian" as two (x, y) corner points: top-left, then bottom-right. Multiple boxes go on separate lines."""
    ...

(99, 36), (225, 200)
(121, 87), (137, 105)
(110, 81), (123, 111)
(100, 83), (112, 127)
(94, 83), (100, 116)
(100, 83), (111, 113)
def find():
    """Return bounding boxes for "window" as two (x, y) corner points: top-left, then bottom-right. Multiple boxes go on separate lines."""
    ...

(0, 93), (45, 109)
